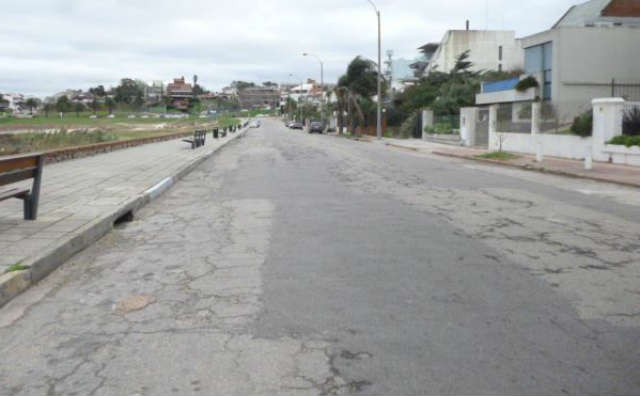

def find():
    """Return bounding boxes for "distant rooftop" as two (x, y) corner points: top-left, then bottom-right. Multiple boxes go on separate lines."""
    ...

(553, 0), (640, 28)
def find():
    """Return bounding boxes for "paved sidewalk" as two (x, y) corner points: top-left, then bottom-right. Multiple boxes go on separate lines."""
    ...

(374, 138), (640, 188)
(0, 127), (247, 305)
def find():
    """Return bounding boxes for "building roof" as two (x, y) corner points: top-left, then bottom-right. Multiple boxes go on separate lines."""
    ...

(553, 0), (640, 28)
(166, 77), (193, 96)
(602, 0), (640, 16)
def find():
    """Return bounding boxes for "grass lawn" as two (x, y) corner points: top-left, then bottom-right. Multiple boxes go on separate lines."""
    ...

(0, 112), (191, 131)
(475, 151), (520, 161)
(0, 115), (239, 155)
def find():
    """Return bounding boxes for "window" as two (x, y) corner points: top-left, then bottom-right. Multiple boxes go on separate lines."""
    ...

(499, 46), (503, 61)
(524, 41), (553, 100)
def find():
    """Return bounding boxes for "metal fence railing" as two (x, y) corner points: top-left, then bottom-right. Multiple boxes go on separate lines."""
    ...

(623, 101), (640, 136)
(431, 114), (460, 134)
(612, 80), (640, 102)
(496, 102), (532, 133)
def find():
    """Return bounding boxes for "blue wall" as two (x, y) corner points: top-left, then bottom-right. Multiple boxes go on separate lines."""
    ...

(482, 78), (520, 93)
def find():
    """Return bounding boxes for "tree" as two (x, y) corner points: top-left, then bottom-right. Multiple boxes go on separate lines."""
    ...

(133, 93), (144, 109)
(25, 98), (40, 115)
(231, 81), (255, 90)
(74, 102), (86, 117)
(55, 95), (72, 114)
(90, 97), (100, 114)
(105, 97), (116, 114)
(114, 78), (144, 105)
(43, 103), (54, 117)
(336, 56), (386, 134)
(339, 56), (379, 98)
(89, 85), (106, 97)
(193, 84), (206, 95)
(263, 81), (278, 88)
(450, 50), (476, 77)
(0, 94), (7, 111)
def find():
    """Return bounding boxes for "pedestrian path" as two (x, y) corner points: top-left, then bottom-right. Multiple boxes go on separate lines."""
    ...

(0, 128), (247, 305)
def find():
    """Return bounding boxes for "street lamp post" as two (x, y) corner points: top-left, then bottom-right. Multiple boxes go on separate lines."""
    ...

(303, 53), (324, 121)
(366, 0), (382, 140)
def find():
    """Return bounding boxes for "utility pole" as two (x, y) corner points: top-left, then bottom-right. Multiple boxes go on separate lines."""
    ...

(303, 53), (325, 121)
(367, 0), (383, 140)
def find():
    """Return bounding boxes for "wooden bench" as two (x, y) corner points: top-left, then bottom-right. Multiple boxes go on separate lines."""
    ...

(0, 154), (44, 220)
(182, 130), (206, 149)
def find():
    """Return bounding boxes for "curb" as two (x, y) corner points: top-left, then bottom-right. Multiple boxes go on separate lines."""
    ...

(385, 143), (419, 152)
(432, 151), (640, 189)
(0, 127), (249, 307)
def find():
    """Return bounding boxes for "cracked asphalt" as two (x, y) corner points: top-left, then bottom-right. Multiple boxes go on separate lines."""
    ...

(1, 119), (639, 395)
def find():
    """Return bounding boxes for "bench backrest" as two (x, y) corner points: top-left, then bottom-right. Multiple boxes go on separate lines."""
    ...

(0, 154), (44, 187)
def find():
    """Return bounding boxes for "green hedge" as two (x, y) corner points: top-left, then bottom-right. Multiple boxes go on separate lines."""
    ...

(608, 135), (640, 148)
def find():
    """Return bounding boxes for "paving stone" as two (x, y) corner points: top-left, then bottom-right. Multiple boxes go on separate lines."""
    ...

(0, 133), (244, 274)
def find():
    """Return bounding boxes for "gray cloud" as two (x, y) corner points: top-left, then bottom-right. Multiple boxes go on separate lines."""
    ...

(0, 0), (579, 97)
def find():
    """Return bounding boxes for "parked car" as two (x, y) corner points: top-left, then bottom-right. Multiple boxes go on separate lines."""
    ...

(289, 122), (303, 130)
(250, 120), (261, 128)
(309, 121), (325, 134)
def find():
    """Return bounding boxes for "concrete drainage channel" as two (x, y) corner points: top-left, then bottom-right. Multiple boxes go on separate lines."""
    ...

(0, 127), (250, 308)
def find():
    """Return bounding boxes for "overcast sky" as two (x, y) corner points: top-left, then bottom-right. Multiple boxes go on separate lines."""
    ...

(0, 0), (582, 97)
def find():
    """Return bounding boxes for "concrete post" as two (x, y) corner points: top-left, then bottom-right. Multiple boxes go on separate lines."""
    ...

(585, 147), (593, 170)
(421, 108), (434, 140)
(460, 107), (478, 147)
(488, 104), (498, 151)
(532, 102), (543, 162)
(592, 98), (624, 162)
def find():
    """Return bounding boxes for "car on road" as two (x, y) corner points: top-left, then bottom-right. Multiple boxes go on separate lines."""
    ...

(289, 122), (303, 130)
(309, 121), (325, 134)
(250, 120), (262, 128)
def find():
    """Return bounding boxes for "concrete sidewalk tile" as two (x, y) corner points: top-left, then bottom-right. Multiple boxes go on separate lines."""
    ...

(0, 126), (249, 306)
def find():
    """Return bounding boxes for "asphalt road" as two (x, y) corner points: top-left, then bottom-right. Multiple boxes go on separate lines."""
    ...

(1, 120), (639, 395)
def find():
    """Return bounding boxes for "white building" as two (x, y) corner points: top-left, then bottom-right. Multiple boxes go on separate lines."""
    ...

(2, 93), (25, 112)
(476, 0), (640, 123)
(426, 30), (524, 74)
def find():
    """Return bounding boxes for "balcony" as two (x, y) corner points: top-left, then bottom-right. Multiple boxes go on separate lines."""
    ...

(476, 77), (538, 105)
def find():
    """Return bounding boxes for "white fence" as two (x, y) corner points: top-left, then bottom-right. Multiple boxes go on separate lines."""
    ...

(468, 98), (640, 167)
(491, 133), (592, 160)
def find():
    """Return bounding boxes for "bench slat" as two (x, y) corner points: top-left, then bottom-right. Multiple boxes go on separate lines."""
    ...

(0, 157), (38, 174)
(0, 187), (29, 202)
(0, 168), (38, 187)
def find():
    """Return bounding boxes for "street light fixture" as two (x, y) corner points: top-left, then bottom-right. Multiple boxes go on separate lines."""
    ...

(366, 0), (382, 140)
(302, 52), (325, 120)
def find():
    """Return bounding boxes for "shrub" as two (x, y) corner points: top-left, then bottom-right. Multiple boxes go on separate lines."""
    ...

(425, 122), (454, 134)
(608, 135), (640, 147)
(398, 112), (418, 139)
(623, 107), (640, 136)
(570, 111), (592, 137)
(515, 76), (539, 92)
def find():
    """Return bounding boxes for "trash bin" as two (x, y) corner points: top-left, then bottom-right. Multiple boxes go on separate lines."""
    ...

(213, 128), (219, 139)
